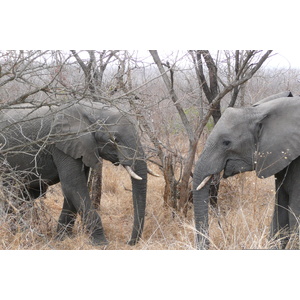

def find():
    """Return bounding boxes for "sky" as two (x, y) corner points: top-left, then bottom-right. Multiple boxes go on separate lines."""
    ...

(268, 50), (300, 69)
(2, 1), (300, 69)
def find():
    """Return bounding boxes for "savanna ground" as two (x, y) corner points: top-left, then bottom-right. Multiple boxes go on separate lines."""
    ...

(1, 157), (298, 250)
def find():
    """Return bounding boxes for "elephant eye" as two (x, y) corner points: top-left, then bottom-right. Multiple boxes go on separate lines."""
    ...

(223, 140), (231, 147)
(109, 136), (119, 144)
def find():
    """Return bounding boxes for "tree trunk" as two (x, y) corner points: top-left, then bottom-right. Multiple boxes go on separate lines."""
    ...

(163, 154), (178, 212)
(178, 139), (198, 216)
(209, 173), (220, 208)
(150, 50), (197, 215)
(89, 160), (103, 209)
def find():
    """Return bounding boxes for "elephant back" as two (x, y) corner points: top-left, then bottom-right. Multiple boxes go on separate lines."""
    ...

(0, 105), (54, 151)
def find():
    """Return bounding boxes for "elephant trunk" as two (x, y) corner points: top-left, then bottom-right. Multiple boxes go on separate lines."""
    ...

(193, 152), (223, 249)
(193, 167), (212, 249)
(127, 159), (147, 245)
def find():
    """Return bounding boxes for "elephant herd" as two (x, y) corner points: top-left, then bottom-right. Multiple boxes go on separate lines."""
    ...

(0, 91), (299, 249)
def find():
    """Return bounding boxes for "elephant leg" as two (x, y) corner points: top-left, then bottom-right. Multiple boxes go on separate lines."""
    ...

(270, 181), (289, 248)
(288, 193), (300, 241)
(52, 151), (108, 245)
(27, 180), (49, 199)
(56, 197), (77, 239)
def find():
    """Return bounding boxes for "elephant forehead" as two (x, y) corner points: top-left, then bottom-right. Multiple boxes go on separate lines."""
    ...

(215, 108), (249, 130)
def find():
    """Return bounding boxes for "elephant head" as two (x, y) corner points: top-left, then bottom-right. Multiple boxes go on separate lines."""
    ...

(193, 91), (300, 249)
(53, 101), (148, 245)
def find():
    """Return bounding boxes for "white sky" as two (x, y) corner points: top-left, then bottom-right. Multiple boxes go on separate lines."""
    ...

(2, 2), (299, 70)
(268, 50), (300, 69)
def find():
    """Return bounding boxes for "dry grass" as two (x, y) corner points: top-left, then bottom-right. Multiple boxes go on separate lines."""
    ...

(0, 160), (299, 250)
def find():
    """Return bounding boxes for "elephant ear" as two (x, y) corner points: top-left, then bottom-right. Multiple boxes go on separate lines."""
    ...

(255, 96), (300, 178)
(52, 105), (99, 168)
(252, 91), (293, 107)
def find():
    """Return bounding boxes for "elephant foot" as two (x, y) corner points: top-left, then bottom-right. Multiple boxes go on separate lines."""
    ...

(195, 233), (210, 250)
(55, 230), (74, 241)
(56, 224), (75, 241)
(127, 238), (139, 246)
(90, 234), (109, 246)
(89, 227), (109, 246)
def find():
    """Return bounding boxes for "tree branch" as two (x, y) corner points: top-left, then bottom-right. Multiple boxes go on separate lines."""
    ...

(149, 50), (196, 143)
(71, 50), (89, 78)
(196, 50), (273, 137)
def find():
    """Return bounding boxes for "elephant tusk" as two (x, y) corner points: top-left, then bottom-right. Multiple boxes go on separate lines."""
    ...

(196, 175), (212, 191)
(125, 166), (143, 180)
(147, 167), (160, 177)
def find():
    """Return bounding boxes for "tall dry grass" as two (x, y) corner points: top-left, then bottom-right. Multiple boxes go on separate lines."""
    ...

(0, 158), (299, 250)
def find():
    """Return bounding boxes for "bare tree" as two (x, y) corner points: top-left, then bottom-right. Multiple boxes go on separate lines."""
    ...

(0, 50), (70, 107)
(189, 50), (221, 123)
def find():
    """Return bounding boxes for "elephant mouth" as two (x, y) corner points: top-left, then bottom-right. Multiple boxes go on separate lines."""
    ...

(223, 158), (253, 178)
(197, 158), (247, 190)
(223, 159), (233, 178)
(98, 153), (142, 180)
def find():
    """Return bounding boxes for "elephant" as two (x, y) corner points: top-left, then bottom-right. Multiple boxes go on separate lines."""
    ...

(0, 100), (149, 246)
(192, 91), (300, 249)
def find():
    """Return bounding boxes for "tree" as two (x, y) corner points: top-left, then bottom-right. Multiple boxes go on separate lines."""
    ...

(0, 50), (68, 108)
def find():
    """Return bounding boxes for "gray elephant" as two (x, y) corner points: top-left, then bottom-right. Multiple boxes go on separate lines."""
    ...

(193, 91), (300, 249)
(0, 101), (149, 246)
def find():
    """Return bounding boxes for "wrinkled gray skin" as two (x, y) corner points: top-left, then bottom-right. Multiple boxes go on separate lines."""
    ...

(0, 101), (147, 246)
(193, 91), (300, 249)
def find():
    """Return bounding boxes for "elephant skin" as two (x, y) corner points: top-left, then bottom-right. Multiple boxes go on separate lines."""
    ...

(0, 101), (147, 246)
(193, 91), (300, 249)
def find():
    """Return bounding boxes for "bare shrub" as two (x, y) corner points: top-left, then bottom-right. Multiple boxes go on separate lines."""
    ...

(0, 157), (57, 249)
